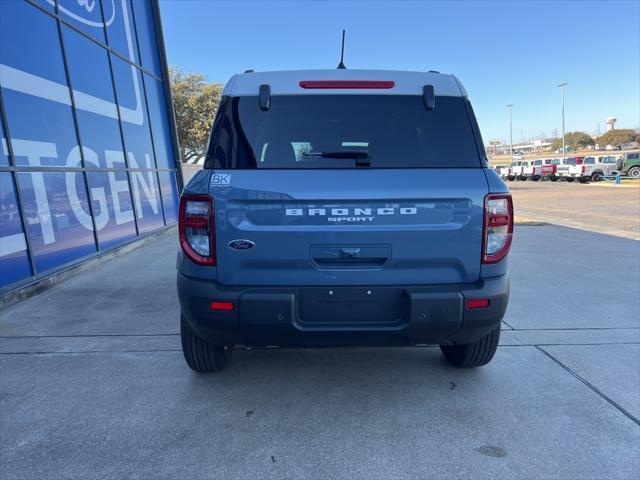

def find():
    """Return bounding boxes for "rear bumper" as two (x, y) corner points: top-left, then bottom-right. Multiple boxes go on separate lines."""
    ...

(177, 273), (510, 347)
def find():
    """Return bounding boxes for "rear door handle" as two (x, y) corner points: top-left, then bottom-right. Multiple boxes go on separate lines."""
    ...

(310, 245), (391, 269)
(340, 247), (360, 259)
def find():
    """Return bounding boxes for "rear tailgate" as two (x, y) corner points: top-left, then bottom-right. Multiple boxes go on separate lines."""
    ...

(210, 169), (488, 286)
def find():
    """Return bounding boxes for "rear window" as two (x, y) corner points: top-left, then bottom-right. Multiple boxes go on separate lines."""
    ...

(206, 95), (482, 169)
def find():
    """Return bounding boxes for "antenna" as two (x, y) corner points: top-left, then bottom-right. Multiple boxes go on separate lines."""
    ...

(337, 30), (346, 69)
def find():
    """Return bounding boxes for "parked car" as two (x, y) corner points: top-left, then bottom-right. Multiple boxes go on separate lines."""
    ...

(530, 158), (561, 181)
(569, 155), (618, 182)
(176, 69), (513, 372)
(556, 157), (584, 181)
(511, 160), (530, 180)
(521, 161), (535, 180)
(616, 151), (640, 178)
(498, 165), (512, 180)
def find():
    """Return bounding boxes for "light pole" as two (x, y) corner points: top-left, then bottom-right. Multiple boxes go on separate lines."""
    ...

(558, 82), (567, 161)
(507, 104), (514, 158)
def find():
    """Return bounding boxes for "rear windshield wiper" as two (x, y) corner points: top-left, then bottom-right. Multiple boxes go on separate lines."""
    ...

(302, 150), (371, 166)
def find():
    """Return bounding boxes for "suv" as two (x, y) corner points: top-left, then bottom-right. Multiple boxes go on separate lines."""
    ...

(531, 158), (561, 181)
(177, 70), (513, 372)
(569, 155), (618, 182)
(617, 151), (640, 178)
(511, 160), (528, 180)
(556, 156), (583, 181)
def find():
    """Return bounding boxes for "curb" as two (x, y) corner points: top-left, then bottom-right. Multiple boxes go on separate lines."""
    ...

(1, 226), (177, 309)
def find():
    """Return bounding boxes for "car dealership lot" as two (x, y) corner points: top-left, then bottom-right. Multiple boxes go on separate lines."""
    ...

(1, 227), (639, 479)
(509, 180), (640, 240)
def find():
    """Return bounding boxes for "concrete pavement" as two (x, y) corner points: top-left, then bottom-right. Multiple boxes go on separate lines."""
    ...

(1, 225), (639, 479)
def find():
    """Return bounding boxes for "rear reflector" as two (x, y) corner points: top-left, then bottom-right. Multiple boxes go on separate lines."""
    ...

(299, 80), (395, 89)
(466, 298), (490, 309)
(210, 301), (234, 311)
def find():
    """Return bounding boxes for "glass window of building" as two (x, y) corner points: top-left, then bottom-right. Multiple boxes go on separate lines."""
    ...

(63, 25), (138, 249)
(0, 0), (78, 168)
(1, 118), (9, 166)
(0, 173), (32, 287)
(57, 0), (107, 43)
(102, 0), (139, 65)
(111, 54), (164, 234)
(131, 0), (161, 76)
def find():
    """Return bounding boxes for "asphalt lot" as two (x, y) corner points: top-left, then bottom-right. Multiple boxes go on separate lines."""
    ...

(509, 180), (640, 240)
(1, 226), (639, 479)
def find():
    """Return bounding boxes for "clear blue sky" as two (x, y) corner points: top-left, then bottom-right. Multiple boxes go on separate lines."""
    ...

(159, 0), (640, 143)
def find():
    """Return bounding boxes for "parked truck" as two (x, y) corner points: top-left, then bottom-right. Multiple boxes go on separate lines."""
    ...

(569, 155), (618, 182)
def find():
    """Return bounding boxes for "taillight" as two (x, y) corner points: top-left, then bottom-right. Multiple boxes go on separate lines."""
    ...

(581, 165), (586, 174)
(482, 194), (513, 264)
(179, 194), (216, 266)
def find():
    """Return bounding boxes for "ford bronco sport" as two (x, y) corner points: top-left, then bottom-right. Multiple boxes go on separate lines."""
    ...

(177, 69), (513, 372)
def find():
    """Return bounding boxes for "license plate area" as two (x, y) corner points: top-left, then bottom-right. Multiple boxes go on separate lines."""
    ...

(297, 287), (404, 325)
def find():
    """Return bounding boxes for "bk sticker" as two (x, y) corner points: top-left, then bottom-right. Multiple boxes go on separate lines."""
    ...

(211, 174), (231, 186)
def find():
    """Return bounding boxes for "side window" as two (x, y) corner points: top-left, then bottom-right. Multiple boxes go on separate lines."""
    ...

(627, 153), (639, 161)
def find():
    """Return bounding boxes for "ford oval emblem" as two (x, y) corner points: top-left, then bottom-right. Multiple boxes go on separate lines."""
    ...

(228, 239), (255, 251)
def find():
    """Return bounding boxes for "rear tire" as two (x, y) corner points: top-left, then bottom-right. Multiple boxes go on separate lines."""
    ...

(628, 166), (640, 178)
(591, 172), (603, 182)
(440, 326), (500, 368)
(181, 316), (233, 373)
(549, 176), (558, 182)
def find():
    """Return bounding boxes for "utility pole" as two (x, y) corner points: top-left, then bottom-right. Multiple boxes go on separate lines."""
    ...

(558, 82), (567, 161)
(507, 104), (514, 158)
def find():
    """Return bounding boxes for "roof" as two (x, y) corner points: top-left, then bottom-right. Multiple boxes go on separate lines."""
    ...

(222, 69), (467, 97)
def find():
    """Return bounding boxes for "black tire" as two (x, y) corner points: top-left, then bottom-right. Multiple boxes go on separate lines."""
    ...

(591, 172), (603, 182)
(532, 175), (540, 182)
(440, 326), (501, 368)
(566, 177), (574, 182)
(180, 316), (233, 373)
(549, 176), (558, 182)
(578, 177), (588, 184)
(628, 166), (640, 178)
(507, 175), (515, 181)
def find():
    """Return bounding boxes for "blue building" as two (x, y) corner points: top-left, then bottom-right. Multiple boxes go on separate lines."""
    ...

(0, 0), (182, 293)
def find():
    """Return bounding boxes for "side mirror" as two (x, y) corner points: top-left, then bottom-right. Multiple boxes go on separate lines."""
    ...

(423, 85), (435, 111)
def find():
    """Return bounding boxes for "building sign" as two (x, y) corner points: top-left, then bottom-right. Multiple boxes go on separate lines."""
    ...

(0, 0), (179, 289)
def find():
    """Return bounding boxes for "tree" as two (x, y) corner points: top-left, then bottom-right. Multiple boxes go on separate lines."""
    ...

(169, 67), (223, 163)
(550, 131), (594, 151)
(596, 129), (639, 148)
